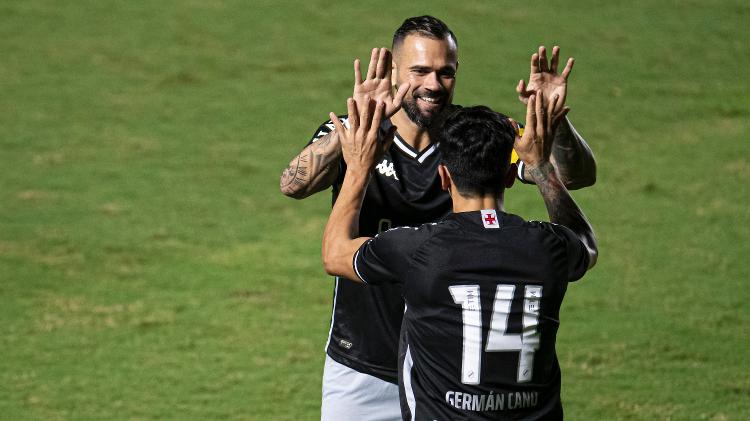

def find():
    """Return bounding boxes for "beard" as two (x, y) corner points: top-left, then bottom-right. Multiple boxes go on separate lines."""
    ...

(401, 89), (448, 128)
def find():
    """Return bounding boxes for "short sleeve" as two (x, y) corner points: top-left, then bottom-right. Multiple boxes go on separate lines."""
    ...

(307, 116), (348, 146)
(533, 221), (590, 282)
(353, 227), (421, 285)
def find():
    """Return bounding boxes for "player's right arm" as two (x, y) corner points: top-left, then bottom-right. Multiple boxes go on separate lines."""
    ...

(279, 129), (343, 199)
(280, 48), (407, 199)
(515, 92), (598, 269)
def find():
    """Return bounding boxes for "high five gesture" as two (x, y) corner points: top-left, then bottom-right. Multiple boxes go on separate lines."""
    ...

(354, 48), (410, 119)
(330, 97), (397, 175)
(516, 46), (573, 114)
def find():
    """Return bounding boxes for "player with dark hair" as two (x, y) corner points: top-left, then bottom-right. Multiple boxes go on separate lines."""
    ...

(280, 15), (596, 420)
(322, 93), (597, 420)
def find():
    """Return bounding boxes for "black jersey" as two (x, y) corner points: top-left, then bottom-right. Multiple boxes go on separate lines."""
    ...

(309, 117), (452, 382)
(354, 210), (590, 420)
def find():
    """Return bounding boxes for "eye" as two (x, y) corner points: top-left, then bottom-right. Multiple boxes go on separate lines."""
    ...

(440, 69), (456, 79)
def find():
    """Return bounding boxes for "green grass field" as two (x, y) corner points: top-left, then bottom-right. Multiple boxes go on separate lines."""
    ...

(2, 0), (749, 419)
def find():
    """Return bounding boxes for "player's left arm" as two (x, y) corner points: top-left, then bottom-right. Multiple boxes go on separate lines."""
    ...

(515, 92), (598, 270)
(321, 98), (397, 281)
(516, 45), (596, 190)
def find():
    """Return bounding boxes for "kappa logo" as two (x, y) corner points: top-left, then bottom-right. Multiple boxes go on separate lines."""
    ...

(375, 158), (399, 180)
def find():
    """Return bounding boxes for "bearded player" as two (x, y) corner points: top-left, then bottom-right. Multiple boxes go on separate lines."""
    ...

(322, 92), (597, 420)
(280, 16), (596, 420)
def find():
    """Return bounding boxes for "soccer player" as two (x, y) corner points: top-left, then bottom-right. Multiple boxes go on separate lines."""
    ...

(280, 16), (596, 420)
(322, 92), (598, 420)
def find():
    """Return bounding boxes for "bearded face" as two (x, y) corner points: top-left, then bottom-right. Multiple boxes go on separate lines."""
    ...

(392, 35), (458, 129)
(401, 86), (449, 128)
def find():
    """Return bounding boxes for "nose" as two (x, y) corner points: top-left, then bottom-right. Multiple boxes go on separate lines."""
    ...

(423, 71), (441, 92)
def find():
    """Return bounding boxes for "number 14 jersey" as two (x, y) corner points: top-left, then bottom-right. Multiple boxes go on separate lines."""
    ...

(353, 210), (591, 420)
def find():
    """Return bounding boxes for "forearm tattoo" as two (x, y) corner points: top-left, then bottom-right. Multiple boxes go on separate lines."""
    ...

(550, 118), (596, 189)
(280, 132), (342, 198)
(527, 162), (556, 185)
(534, 163), (593, 243)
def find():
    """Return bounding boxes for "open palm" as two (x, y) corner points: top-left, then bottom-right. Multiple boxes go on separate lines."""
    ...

(353, 48), (409, 119)
(516, 46), (573, 117)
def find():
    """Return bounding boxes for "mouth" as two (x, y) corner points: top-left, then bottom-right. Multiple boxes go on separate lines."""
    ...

(416, 94), (443, 109)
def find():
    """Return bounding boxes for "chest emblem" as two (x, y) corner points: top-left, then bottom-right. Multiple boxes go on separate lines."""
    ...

(375, 158), (399, 180)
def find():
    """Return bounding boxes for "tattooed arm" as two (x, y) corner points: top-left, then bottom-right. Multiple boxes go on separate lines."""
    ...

(280, 130), (343, 199)
(516, 46), (596, 190)
(528, 162), (598, 268)
(547, 117), (596, 190)
(515, 92), (598, 268)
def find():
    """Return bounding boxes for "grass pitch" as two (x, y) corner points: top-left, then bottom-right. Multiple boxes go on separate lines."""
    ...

(1, 1), (749, 419)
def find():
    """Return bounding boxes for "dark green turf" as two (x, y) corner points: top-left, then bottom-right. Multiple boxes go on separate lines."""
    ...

(1, 1), (748, 419)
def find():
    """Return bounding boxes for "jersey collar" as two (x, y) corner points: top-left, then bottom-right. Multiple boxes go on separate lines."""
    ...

(392, 132), (439, 164)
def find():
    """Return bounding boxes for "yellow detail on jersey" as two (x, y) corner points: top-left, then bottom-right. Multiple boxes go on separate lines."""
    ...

(510, 126), (524, 163)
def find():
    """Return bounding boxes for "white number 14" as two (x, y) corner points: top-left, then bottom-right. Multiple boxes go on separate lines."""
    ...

(449, 284), (542, 385)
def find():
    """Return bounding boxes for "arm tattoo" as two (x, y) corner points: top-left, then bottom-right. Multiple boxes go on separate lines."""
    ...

(527, 162), (556, 185)
(532, 162), (597, 265)
(549, 117), (597, 190)
(280, 131), (342, 199)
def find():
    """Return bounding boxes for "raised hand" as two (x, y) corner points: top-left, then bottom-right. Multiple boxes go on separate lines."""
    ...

(514, 91), (567, 170)
(353, 48), (409, 119)
(516, 46), (573, 120)
(330, 97), (396, 174)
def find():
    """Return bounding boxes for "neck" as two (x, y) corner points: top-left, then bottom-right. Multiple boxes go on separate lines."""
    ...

(450, 189), (505, 213)
(390, 109), (431, 152)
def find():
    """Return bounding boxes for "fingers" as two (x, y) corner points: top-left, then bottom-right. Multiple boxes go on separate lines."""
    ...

(359, 95), (372, 132)
(365, 48), (378, 80)
(392, 82), (410, 111)
(561, 57), (574, 80)
(347, 97), (359, 132)
(529, 52), (540, 74)
(550, 46), (560, 74)
(517, 79), (532, 104)
(538, 46), (549, 73)
(330, 111), (346, 135)
(524, 94), (537, 135)
(546, 94), (562, 133)
(369, 101), (386, 139)
(508, 118), (521, 141)
(535, 91), (545, 138)
(547, 93), (562, 119)
(354, 59), (362, 86)
(375, 48), (388, 79)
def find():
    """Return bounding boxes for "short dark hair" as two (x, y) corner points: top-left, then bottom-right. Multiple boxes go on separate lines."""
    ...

(392, 15), (457, 50)
(438, 106), (516, 196)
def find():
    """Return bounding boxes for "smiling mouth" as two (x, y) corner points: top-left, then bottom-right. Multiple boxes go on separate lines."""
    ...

(417, 96), (442, 107)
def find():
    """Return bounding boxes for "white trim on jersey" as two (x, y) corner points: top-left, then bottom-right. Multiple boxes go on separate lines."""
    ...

(417, 142), (439, 164)
(392, 134), (418, 158)
(324, 277), (341, 351)
(352, 249), (369, 284)
(403, 345), (417, 420)
(517, 160), (527, 182)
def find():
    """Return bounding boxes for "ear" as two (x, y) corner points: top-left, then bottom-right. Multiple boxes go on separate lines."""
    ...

(391, 59), (398, 88)
(438, 165), (452, 191)
(505, 163), (517, 189)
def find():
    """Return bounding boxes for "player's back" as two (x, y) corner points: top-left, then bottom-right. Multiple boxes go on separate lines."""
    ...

(396, 209), (590, 420)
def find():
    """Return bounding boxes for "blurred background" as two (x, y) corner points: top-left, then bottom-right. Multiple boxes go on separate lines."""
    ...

(1, 0), (748, 419)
